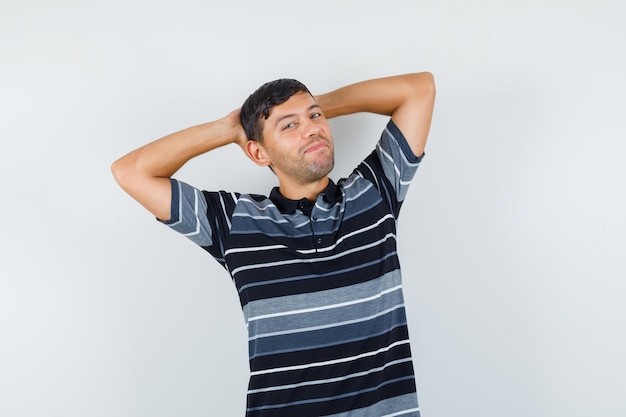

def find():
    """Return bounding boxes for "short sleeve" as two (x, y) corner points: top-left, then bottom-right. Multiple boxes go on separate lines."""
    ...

(160, 179), (213, 247)
(353, 120), (423, 219)
(376, 119), (423, 203)
(159, 179), (241, 268)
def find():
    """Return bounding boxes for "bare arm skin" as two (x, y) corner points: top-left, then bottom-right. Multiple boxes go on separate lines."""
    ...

(111, 109), (247, 221)
(315, 72), (436, 157)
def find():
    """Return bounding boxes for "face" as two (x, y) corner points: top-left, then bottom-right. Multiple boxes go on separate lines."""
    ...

(258, 92), (334, 185)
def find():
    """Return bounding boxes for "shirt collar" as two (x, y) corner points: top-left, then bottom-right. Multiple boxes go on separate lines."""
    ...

(270, 179), (341, 215)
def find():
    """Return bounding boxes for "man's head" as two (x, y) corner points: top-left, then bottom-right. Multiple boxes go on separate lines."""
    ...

(241, 79), (334, 194)
(240, 78), (312, 142)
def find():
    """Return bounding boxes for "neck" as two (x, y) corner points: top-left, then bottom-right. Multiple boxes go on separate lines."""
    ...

(278, 176), (329, 201)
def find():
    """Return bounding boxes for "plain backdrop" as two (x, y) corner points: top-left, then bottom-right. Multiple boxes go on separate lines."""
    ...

(1, 0), (625, 416)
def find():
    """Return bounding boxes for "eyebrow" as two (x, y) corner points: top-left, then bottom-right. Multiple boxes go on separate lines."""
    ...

(274, 104), (322, 129)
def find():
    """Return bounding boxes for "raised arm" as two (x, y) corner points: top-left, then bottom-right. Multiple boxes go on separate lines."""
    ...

(111, 109), (247, 221)
(315, 72), (435, 157)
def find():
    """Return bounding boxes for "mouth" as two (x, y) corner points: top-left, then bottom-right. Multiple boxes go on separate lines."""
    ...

(303, 140), (329, 154)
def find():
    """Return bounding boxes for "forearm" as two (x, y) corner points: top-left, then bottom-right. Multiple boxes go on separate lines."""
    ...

(315, 72), (434, 119)
(113, 119), (234, 180)
(111, 110), (245, 220)
(112, 105), (247, 180)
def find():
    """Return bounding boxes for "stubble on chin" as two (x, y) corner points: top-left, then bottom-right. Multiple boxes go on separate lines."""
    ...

(302, 148), (334, 182)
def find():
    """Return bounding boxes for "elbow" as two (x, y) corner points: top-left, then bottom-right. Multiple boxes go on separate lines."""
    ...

(110, 158), (123, 185)
(406, 72), (435, 110)
(412, 72), (436, 97)
(110, 156), (134, 190)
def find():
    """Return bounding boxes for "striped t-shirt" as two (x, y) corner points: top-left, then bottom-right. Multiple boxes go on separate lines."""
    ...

(164, 119), (423, 416)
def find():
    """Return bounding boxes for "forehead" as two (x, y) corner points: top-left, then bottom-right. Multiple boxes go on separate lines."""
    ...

(267, 91), (317, 120)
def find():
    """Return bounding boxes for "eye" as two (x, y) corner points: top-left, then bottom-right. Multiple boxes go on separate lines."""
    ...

(311, 112), (321, 119)
(282, 122), (296, 131)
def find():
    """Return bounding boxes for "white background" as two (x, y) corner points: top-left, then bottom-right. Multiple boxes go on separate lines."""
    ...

(1, 1), (625, 416)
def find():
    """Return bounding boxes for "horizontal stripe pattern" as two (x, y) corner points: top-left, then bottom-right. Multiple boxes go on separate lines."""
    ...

(165, 120), (422, 416)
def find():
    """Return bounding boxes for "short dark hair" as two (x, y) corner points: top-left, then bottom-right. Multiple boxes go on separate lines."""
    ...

(240, 78), (312, 142)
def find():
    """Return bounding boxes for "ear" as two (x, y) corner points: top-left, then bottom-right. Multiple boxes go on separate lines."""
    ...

(246, 140), (272, 167)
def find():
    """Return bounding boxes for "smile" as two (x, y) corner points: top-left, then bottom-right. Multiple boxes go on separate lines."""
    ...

(303, 141), (328, 154)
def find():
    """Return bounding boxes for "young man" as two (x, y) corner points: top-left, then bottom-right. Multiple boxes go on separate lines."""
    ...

(112, 72), (436, 417)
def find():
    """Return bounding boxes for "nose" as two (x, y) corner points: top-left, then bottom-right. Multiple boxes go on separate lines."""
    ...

(302, 118), (321, 138)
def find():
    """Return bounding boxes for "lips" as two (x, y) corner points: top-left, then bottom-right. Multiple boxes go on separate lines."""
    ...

(303, 140), (329, 154)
